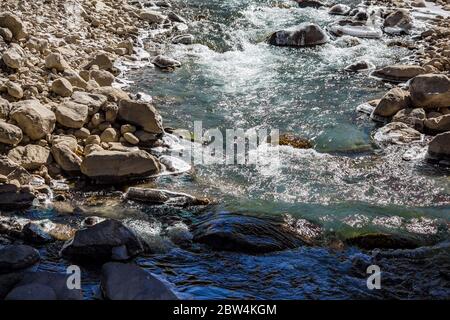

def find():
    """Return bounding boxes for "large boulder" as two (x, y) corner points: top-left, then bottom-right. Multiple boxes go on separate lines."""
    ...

(409, 74), (450, 109)
(0, 121), (22, 145)
(424, 114), (450, 133)
(383, 9), (413, 34)
(151, 55), (181, 69)
(268, 23), (328, 47)
(118, 99), (163, 134)
(373, 122), (422, 145)
(10, 100), (56, 140)
(0, 13), (27, 40)
(101, 262), (177, 300)
(54, 101), (88, 129)
(192, 213), (306, 254)
(0, 183), (36, 210)
(372, 87), (410, 118)
(7, 145), (51, 170)
(371, 65), (426, 82)
(427, 132), (450, 161)
(71, 91), (107, 115)
(80, 150), (161, 183)
(0, 245), (39, 274)
(61, 219), (144, 262)
(5, 272), (82, 300)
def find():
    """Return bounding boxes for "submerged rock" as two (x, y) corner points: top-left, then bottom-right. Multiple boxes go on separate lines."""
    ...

(80, 150), (161, 183)
(0, 245), (40, 274)
(279, 133), (313, 149)
(61, 219), (144, 262)
(371, 65), (426, 82)
(268, 23), (328, 47)
(192, 213), (307, 254)
(5, 272), (82, 300)
(126, 187), (210, 207)
(101, 262), (177, 300)
(346, 233), (425, 250)
(409, 74), (450, 109)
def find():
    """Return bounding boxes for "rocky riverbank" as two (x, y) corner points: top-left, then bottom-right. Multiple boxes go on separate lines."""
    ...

(0, 0), (449, 300)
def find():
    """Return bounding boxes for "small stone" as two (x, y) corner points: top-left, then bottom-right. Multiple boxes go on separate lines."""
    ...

(51, 78), (73, 97)
(6, 81), (23, 99)
(100, 128), (119, 143)
(120, 124), (136, 134)
(123, 132), (139, 145)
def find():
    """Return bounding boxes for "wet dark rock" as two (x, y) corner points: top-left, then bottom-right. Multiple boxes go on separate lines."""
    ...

(61, 219), (144, 262)
(370, 241), (450, 299)
(295, 0), (325, 8)
(345, 233), (427, 250)
(279, 133), (312, 149)
(192, 213), (307, 254)
(371, 65), (426, 83)
(344, 60), (375, 72)
(328, 4), (351, 15)
(268, 23), (328, 47)
(101, 262), (178, 300)
(5, 271), (83, 300)
(0, 245), (40, 274)
(427, 132), (450, 163)
(126, 187), (210, 207)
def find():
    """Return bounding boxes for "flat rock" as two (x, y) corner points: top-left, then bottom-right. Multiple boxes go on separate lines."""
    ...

(101, 262), (177, 300)
(126, 187), (210, 207)
(192, 213), (306, 254)
(80, 150), (160, 183)
(371, 65), (426, 82)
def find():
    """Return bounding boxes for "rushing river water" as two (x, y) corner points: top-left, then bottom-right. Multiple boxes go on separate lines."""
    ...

(30, 0), (450, 299)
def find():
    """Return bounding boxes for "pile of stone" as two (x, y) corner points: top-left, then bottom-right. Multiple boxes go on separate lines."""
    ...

(0, 0), (192, 208)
